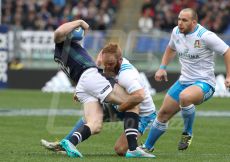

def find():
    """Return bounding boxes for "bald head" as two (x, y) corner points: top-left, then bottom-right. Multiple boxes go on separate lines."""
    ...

(180, 8), (198, 21)
(178, 8), (198, 34)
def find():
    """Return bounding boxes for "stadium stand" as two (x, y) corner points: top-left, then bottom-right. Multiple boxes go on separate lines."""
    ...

(139, 0), (230, 34)
(134, 0), (230, 54)
(82, 31), (105, 54)
(134, 35), (170, 54)
(1, 0), (230, 71)
(1, 0), (120, 31)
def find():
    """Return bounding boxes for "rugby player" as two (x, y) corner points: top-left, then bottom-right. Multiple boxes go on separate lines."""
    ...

(46, 19), (155, 158)
(41, 43), (157, 158)
(97, 43), (157, 157)
(142, 8), (230, 152)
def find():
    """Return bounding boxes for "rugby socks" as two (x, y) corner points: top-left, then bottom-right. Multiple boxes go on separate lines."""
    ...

(69, 125), (91, 146)
(64, 118), (86, 140)
(180, 104), (195, 136)
(124, 112), (139, 151)
(144, 119), (168, 150)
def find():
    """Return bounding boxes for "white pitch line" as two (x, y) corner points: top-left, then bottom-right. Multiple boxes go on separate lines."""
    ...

(0, 109), (230, 117)
(196, 111), (230, 117)
(0, 109), (83, 116)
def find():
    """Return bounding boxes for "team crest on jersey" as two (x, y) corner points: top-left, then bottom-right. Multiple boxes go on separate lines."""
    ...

(194, 40), (201, 48)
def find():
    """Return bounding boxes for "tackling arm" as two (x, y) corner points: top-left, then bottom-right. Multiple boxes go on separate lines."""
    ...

(54, 20), (89, 43)
(105, 84), (145, 112)
(118, 89), (145, 112)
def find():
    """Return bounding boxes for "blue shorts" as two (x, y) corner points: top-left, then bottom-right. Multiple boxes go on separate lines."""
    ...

(167, 80), (215, 103)
(138, 112), (157, 135)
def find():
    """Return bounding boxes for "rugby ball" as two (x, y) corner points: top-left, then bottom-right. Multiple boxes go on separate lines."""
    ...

(71, 27), (84, 41)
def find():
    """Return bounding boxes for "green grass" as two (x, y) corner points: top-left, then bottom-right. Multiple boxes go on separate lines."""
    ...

(0, 89), (229, 110)
(0, 89), (230, 161)
(1, 116), (230, 162)
(0, 89), (79, 109)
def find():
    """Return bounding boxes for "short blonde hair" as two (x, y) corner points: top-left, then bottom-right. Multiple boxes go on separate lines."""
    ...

(102, 43), (122, 59)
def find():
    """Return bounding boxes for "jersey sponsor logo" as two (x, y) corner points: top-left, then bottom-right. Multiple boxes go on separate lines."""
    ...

(178, 52), (200, 59)
(100, 85), (110, 94)
(194, 40), (201, 48)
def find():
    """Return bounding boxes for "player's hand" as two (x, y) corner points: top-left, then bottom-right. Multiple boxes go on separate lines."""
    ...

(79, 20), (89, 30)
(73, 93), (79, 102)
(225, 75), (230, 89)
(155, 69), (168, 82)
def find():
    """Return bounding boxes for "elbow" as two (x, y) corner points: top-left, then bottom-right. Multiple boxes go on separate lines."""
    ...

(54, 29), (64, 43)
(54, 30), (60, 43)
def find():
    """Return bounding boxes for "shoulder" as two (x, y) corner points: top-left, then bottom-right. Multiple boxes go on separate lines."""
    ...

(119, 63), (134, 74)
(118, 66), (139, 87)
(199, 30), (219, 44)
(119, 58), (135, 74)
(172, 26), (180, 35)
(118, 59), (138, 79)
(196, 24), (211, 38)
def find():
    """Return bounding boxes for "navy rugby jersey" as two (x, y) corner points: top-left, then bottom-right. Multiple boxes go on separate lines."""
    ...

(54, 40), (97, 83)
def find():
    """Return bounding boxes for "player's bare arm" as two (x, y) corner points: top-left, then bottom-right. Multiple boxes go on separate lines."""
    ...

(155, 46), (176, 82)
(54, 20), (89, 43)
(104, 83), (145, 112)
(118, 89), (145, 112)
(224, 48), (230, 88)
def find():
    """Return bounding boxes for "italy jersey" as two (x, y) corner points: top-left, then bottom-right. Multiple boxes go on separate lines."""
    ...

(168, 24), (229, 87)
(116, 58), (156, 116)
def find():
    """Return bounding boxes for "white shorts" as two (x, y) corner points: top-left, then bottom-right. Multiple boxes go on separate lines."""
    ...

(76, 68), (113, 103)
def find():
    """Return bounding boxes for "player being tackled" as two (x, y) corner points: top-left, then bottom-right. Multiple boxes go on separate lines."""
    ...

(43, 19), (156, 158)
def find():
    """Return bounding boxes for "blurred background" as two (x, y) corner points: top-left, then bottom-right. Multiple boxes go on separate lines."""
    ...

(0, 0), (230, 92)
(1, 2), (230, 161)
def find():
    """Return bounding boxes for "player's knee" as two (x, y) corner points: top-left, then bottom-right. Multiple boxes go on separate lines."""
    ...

(179, 92), (192, 106)
(114, 144), (126, 156)
(158, 109), (170, 123)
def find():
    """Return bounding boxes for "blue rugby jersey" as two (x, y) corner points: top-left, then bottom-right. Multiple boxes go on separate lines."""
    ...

(54, 40), (97, 83)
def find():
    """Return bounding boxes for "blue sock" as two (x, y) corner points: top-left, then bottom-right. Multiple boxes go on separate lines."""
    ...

(64, 117), (85, 140)
(144, 119), (168, 150)
(180, 104), (195, 136)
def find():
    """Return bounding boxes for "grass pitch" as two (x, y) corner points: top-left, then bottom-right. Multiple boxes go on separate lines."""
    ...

(0, 89), (230, 162)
